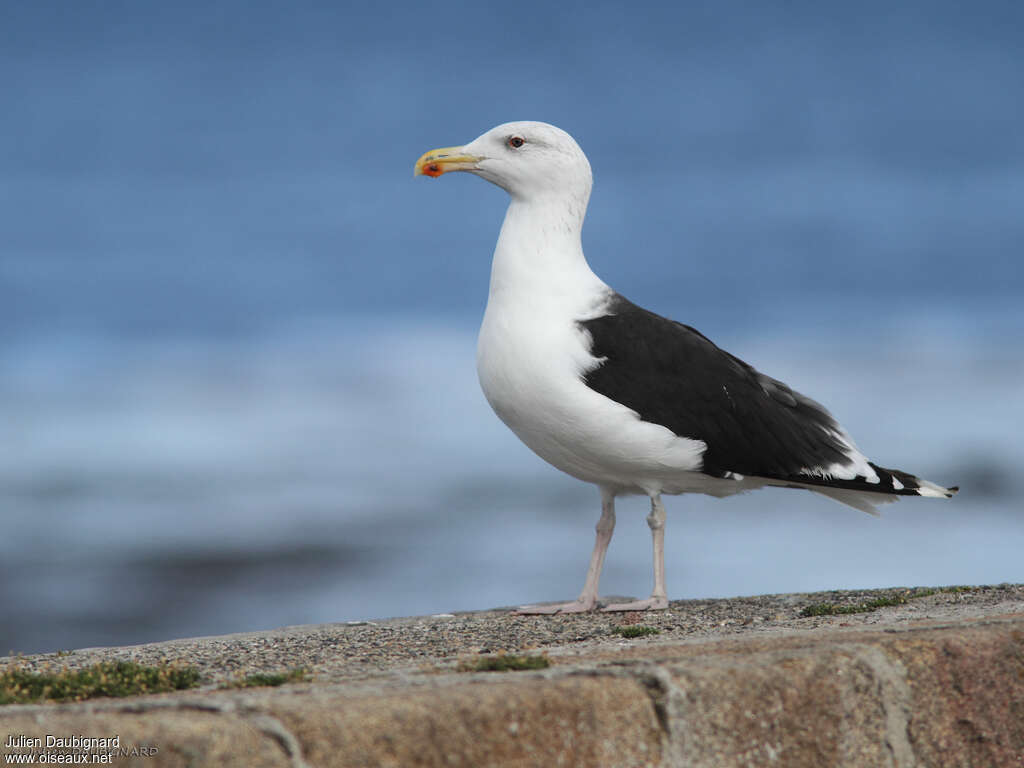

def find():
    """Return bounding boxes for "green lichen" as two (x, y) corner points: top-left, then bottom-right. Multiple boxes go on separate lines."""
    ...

(0, 660), (200, 705)
(800, 586), (977, 618)
(612, 625), (660, 638)
(800, 597), (906, 617)
(222, 668), (310, 689)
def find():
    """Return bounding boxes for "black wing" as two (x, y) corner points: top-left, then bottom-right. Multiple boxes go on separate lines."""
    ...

(579, 294), (852, 480)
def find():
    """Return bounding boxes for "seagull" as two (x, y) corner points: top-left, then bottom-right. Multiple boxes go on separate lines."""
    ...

(414, 121), (958, 614)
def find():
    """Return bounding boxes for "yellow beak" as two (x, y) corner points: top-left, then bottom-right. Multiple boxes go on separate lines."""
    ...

(413, 146), (480, 178)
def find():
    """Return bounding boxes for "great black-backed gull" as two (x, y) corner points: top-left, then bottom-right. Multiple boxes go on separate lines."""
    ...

(414, 121), (958, 614)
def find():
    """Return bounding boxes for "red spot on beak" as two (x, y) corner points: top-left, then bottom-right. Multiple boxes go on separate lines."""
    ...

(424, 163), (442, 177)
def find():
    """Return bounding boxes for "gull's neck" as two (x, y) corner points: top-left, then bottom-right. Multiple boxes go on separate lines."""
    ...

(488, 194), (606, 307)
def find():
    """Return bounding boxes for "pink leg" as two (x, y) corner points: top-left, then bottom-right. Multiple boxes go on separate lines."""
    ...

(517, 489), (616, 614)
(602, 494), (669, 612)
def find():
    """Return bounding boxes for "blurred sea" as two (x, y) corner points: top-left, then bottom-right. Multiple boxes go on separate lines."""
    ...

(2, 1), (1022, 654)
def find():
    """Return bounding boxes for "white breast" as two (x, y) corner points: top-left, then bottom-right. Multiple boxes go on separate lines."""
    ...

(476, 285), (707, 495)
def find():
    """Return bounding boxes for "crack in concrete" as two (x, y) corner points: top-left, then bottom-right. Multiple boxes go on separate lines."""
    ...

(242, 712), (313, 768)
(110, 697), (236, 715)
(634, 665), (687, 768)
(562, 661), (687, 767)
(855, 646), (918, 768)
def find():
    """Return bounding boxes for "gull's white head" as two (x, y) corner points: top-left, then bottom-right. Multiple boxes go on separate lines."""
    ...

(414, 121), (592, 204)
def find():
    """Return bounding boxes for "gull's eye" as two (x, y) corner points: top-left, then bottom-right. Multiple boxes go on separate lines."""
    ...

(507, 136), (525, 149)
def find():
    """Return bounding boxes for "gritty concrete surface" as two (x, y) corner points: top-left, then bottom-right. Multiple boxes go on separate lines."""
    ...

(2, 584), (1023, 767)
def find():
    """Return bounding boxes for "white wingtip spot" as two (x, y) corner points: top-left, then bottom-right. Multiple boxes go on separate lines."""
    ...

(916, 485), (949, 498)
(915, 478), (955, 498)
(891, 476), (904, 490)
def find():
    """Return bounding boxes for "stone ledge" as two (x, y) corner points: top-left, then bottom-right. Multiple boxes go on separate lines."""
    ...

(2, 586), (1023, 767)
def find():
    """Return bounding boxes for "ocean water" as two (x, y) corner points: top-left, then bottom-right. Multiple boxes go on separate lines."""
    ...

(2, 0), (1023, 654)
